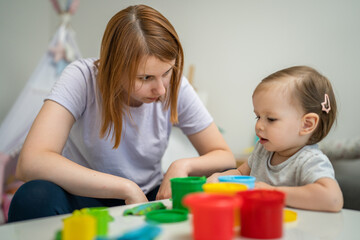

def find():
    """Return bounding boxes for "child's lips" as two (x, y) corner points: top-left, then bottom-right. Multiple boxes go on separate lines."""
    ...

(259, 137), (269, 144)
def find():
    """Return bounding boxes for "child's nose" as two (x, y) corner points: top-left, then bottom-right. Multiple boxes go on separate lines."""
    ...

(255, 120), (264, 131)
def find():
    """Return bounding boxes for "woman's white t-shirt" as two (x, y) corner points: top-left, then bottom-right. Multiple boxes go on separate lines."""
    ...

(46, 58), (213, 194)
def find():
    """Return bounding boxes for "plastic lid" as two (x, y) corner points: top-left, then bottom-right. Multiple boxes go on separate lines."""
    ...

(170, 176), (206, 184)
(218, 175), (256, 183)
(145, 209), (188, 224)
(238, 189), (285, 204)
(183, 192), (239, 209)
(203, 182), (248, 195)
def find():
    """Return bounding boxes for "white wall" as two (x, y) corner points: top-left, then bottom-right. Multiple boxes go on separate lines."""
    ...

(1, 0), (359, 158)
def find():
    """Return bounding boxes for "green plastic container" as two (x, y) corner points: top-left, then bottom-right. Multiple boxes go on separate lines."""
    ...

(75, 207), (114, 237)
(170, 176), (206, 210)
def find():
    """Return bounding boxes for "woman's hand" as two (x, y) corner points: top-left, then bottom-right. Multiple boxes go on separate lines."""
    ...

(156, 160), (189, 200)
(206, 172), (222, 183)
(124, 181), (149, 205)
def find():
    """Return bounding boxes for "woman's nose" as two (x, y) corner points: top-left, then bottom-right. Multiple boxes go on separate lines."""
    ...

(152, 79), (166, 95)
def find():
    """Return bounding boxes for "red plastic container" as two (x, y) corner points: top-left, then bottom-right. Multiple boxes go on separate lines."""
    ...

(237, 190), (285, 239)
(183, 193), (238, 240)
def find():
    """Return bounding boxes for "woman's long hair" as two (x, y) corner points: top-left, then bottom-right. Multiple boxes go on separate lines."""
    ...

(95, 5), (184, 148)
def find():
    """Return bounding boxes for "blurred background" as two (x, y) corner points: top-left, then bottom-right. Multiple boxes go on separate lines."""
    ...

(1, 0), (359, 159)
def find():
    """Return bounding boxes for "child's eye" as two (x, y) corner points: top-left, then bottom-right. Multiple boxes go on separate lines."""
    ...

(255, 116), (260, 120)
(267, 118), (277, 122)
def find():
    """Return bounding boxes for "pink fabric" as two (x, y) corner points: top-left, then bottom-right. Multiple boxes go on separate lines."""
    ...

(0, 152), (23, 223)
(0, 153), (11, 223)
(2, 193), (12, 222)
(0, 153), (11, 204)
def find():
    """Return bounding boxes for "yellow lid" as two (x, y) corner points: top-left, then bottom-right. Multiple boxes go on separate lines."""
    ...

(202, 182), (248, 195)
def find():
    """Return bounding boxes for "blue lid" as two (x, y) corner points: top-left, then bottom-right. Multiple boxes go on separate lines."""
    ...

(218, 176), (256, 189)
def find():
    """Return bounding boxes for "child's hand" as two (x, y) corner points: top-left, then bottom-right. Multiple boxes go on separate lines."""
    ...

(206, 172), (221, 183)
(254, 181), (275, 190)
(207, 168), (244, 183)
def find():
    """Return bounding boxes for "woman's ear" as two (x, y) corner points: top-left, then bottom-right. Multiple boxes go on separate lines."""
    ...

(300, 113), (319, 136)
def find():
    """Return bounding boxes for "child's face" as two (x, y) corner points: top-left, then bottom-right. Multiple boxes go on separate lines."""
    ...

(129, 56), (175, 107)
(252, 84), (306, 156)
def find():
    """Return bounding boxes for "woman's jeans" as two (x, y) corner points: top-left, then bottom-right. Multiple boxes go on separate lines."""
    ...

(8, 179), (160, 222)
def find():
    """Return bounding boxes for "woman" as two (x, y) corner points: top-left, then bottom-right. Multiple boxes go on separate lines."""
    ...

(8, 4), (235, 222)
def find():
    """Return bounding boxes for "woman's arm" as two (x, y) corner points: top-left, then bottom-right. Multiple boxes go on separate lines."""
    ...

(207, 160), (251, 183)
(255, 178), (344, 212)
(16, 100), (148, 204)
(156, 122), (236, 199)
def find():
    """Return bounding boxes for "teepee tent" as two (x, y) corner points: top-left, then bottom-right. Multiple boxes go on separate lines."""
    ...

(0, 0), (81, 223)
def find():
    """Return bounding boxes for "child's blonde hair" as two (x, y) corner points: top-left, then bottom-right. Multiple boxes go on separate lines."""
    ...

(255, 66), (337, 144)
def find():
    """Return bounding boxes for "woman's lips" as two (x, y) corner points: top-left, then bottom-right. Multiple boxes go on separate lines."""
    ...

(147, 97), (158, 102)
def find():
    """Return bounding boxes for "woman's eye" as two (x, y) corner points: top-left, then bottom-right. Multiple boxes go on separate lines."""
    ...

(139, 76), (153, 81)
(163, 69), (172, 77)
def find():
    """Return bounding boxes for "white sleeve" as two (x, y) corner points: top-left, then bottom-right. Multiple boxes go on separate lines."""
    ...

(175, 76), (213, 135)
(45, 60), (90, 120)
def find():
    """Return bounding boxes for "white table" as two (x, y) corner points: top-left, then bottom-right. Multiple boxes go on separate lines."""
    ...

(0, 199), (359, 240)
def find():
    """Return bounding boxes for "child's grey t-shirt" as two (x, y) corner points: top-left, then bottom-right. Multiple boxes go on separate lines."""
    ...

(248, 142), (335, 186)
(45, 58), (213, 194)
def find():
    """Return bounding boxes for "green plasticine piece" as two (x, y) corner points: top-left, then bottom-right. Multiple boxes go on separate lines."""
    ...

(123, 202), (166, 216)
(54, 230), (62, 240)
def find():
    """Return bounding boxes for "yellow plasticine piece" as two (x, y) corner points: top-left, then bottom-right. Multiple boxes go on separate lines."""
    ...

(63, 214), (97, 240)
(243, 146), (255, 155)
(284, 209), (297, 223)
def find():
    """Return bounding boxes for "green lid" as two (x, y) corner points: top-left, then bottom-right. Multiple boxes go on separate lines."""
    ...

(170, 176), (206, 184)
(145, 209), (188, 224)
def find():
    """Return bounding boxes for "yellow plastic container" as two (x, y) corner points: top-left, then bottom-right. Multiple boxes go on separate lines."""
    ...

(202, 182), (248, 195)
(63, 214), (97, 240)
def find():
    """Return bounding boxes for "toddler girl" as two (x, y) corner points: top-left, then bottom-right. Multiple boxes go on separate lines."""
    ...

(208, 66), (343, 212)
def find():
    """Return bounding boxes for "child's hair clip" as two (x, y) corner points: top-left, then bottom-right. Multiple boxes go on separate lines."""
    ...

(321, 94), (331, 114)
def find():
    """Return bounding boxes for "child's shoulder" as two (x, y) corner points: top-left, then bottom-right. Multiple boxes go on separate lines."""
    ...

(297, 144), (330, 163)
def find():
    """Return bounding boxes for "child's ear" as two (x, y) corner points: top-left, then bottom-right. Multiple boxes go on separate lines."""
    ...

(300, 113), (319, 136)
